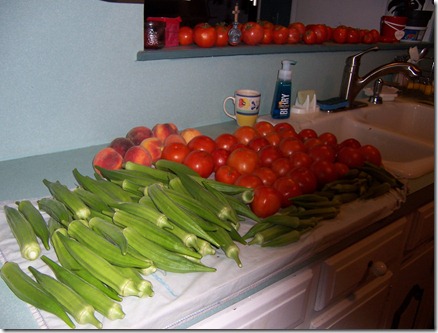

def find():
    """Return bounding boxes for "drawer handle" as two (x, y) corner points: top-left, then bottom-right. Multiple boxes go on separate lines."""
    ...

(370, 261), (387, 277)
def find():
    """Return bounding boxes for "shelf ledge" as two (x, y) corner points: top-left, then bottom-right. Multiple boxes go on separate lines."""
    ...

(137, 42), (433, 61)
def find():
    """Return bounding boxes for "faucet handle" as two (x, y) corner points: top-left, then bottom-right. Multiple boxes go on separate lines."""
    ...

(347, 46), (379, 66)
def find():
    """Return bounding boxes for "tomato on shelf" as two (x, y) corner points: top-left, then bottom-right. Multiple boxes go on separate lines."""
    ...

(241, 22), (264, 45)
(193, 23), (217, 48)
(178, 26), (193, 46)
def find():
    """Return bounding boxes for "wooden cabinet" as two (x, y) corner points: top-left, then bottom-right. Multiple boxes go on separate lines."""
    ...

(386, 202), (435, 329)
(310, 201), (434, 329)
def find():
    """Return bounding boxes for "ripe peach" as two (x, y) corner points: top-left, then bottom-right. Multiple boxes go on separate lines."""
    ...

(93, 147), (123, 174)
(152, 123), (178, 143)
(140, 137), (163, 162)
(109, 137), (134, 157)
(180, 128), (202, 144)
(164, 133), (187, 146)
(123, 145), (153, 166)
(126, 126), (152, 145)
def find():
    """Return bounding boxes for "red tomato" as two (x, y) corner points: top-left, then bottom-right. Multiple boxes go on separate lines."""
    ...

(215, 133), (238, 151)
(333, 25), (348, 43)
(303, 28), (317, 44)
(338, 138), (361, 150)
(334, 162), (350, 177)
(278, 129), (300, 139)
(187, 135), (217, 153)
(227, 147), (259, 175)
(261, 27), (274, 44)
(258, 20), (274, 30)
(298, 128), (318, 141)
(360, 145), (382, 166)
(336, 146), (365, 168)
(193, 23), (216, 48)
(215, 165), (241, 184)
(273, 25), (288, 44)
(288, 167), (318, 194)
(215, 24), (229, 47)
(279, 137), (306, 157)
(311, 160), (339, 186)
(318, 132), (338, 147)
(233, 126), (260, 145)
(289, 151), (314, 169)
(287, 27), (301, 44)
(161, 142), (190, 163)
(304, 137), (324, 151)
(274, 122), (295, 133)
(271, 157), (292, 176)
(370, 29), (380, 43)
(211, 148), (230, 171)
(346, 28), (360, 43)
(362, 31), (374, 44)
(258, 145), (282, 167)
(265, 131), (281, 146)
(234, 174), (263, 189)
(247, 136), (270, 152)
(311, 24), (327, 43)
(254, 121), (275, 137)
(289, 22), (306, 39)
(229, 142), (247, 152)
(308, 144), (336, 163)
(178, 26), (193, 46)
(183, 150), (215, 178)
(241, 22), (264, 45)
(252, 167), (278, 186)
(251, 185), (282, 217)
(325, 25), (333, 41)
(273, 176), (302, 207)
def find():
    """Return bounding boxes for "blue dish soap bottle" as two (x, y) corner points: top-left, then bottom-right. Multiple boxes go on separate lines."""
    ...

(271, 60), (296, 119)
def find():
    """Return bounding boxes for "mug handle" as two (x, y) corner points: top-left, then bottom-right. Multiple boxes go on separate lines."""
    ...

(223, 96), (236, 120)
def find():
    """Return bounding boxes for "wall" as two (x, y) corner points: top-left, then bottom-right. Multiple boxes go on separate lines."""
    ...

(0, 0), (408, 162)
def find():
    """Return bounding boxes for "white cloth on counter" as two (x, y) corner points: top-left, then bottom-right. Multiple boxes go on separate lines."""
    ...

(0, 188), (406, 329)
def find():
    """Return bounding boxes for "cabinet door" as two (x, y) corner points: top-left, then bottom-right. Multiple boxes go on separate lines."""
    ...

(189, 269), (313, 329)
(310, 271), (393, 329)
(405, 202), (434, 252)
(387, 242), (434, 329)
(314, 217), (406, 311)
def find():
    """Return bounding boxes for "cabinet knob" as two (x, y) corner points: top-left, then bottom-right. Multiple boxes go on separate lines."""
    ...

(370, 261), (387, 276)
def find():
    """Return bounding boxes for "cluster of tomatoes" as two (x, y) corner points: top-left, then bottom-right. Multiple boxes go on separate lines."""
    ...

(178, 21), (386, 48)
(161, 121), (382, 218)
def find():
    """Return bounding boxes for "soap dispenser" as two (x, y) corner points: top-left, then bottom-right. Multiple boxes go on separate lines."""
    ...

(271, 60), (296, 119)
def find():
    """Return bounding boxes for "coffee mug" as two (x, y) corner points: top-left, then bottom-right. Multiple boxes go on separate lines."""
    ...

(223, 89), (261, 126)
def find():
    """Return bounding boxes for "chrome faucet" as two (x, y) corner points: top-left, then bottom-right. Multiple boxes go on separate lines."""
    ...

(339, 46), (422, 108)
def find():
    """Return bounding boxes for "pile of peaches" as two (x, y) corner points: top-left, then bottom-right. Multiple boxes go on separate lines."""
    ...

(93, 123), (203, 172)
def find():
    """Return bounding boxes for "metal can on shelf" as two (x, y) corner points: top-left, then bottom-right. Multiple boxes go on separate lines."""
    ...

(144, 20), (165, 49)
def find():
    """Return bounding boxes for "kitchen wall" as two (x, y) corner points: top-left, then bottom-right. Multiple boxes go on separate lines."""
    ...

(0, 0), (411, 162)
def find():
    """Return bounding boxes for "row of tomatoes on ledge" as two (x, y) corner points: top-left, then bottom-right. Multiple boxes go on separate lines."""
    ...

(93, 121), (382, 218)
(178, 21), (388, 48)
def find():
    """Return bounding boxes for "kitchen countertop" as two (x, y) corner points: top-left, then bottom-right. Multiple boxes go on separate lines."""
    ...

(0, 120), (434, 329)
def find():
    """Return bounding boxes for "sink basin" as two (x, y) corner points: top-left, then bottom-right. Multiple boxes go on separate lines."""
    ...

(352, 101), (435, 145)
(259, 99), (435, 179)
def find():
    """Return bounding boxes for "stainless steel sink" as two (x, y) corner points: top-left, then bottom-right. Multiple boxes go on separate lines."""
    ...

(259, 99), (435, 179)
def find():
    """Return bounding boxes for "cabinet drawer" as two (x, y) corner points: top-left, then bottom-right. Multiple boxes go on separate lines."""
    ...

(405, 202), (434, 252)
(190, 269), (313, 329)
(310, 271), (393, 329)
(314, 218), (406, 311)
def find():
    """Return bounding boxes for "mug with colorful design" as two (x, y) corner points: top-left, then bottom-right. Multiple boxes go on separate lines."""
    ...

(223, 89), (261, 126)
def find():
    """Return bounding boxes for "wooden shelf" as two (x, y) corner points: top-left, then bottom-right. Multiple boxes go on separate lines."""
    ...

(137, 41), (433, 61)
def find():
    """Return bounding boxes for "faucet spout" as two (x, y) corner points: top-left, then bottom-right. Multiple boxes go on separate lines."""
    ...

(358, 62), (421, 92)
(339, 47), (422, 108)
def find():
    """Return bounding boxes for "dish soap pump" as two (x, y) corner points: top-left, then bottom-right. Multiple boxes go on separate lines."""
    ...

(271, 60), (296, 119)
